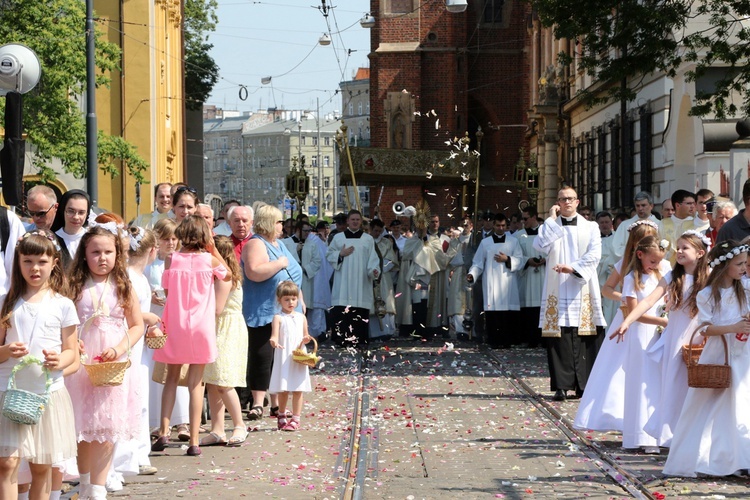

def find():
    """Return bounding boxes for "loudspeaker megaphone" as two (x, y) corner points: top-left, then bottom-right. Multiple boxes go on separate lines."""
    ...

(393, 201), (405, 215)
(0, 44), (41, 96)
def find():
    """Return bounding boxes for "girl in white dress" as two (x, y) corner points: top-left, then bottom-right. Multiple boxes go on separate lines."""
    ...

(0, 232), (79, 500)
(663, 240), (750, 477)
(574, 221), (660, 431)
(613, 235), (669, 452)
(613, 231), (710, 447)
(269, 281), (312, 432)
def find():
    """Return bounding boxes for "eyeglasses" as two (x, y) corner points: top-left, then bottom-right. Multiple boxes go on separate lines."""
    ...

(27, 205), (55, 219)
(174, 186), (197, 197)
(65, 208), (88, 218)
(557, 197), (578, 203)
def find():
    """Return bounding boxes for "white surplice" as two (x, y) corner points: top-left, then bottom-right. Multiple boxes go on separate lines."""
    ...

(534, 215), (605, 328)
(326, 229), (380, 309)
(515, 228), (545, 309)
(468, 232), (524, 311)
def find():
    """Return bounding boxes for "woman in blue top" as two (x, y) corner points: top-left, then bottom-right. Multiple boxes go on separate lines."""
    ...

(241, 204), (303, 421)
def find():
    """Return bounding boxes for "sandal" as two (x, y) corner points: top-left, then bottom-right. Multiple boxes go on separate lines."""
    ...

(277, 415), (288, 430)
(282, 419), (300, 432)
(176, 424), (190, 442)
(227, 426), (248, 446)
(199, 432), (227, 446)
(247, 406), (263, 421)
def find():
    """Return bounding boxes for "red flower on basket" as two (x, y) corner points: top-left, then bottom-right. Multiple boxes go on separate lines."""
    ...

(736, 333), (749, 342)
(92, 355), (104, 363)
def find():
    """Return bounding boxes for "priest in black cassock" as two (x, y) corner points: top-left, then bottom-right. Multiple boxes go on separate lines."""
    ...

(534, 187), (605, 402)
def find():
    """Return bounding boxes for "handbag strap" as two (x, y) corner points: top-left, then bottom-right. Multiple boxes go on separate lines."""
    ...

(255, 235), (294, 280)
(6, 355), (51, 393)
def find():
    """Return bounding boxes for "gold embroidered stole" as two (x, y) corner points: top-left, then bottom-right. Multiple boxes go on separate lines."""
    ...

(542, 216), (596, 337)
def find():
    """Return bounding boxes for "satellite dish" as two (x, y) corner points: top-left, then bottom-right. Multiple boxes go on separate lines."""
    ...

(0, 44), (41, 96)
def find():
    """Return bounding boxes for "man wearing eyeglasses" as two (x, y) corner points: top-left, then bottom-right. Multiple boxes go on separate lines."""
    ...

(25, 185), (58, 232)
(693, 188), (714, 232)
(534, 186), (605, 402)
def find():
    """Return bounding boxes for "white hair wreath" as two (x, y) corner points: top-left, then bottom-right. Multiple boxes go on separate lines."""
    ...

(627, 219), (658, 232)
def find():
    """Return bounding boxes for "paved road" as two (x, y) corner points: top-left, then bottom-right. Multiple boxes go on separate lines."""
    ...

(63, 339), (750, 499)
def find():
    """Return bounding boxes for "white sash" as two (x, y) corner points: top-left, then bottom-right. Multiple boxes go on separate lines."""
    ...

(541, 215), (596, 337)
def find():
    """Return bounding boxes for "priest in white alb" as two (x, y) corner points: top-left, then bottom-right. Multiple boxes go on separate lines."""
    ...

(467, 213), (524, 348)
(326, 210), (380, 347)
(534, 186), (605, 402)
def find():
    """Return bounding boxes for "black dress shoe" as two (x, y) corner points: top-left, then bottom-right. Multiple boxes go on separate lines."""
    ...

(552, 390), (566, 401)
(575, 388), (584, 399)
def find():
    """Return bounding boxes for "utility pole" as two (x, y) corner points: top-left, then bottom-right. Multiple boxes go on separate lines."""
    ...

(317, 98), (323, 217)
(86, 0), (98, 206)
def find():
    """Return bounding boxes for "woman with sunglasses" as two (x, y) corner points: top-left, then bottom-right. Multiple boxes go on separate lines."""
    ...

(172, 186), (198, 224)
(50, 189), (91, 268)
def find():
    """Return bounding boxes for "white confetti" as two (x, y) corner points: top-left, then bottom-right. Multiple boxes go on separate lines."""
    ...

(435, 118), (439, 129)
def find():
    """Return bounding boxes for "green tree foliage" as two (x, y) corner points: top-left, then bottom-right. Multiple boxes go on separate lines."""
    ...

(684, 0), (750, 118)
(184, 0), (219, 111)
(0, 0), (149, 182)
(531, 0), (690, 107)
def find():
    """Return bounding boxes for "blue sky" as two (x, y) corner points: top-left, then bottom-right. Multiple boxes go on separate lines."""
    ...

(205, 0), (371, 116)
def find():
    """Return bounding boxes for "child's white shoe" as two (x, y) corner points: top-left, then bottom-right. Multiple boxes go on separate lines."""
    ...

(90, 484), (108, 499)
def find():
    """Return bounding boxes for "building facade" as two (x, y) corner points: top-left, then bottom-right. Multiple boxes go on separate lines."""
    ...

(527, 11), (743, 212)
(358, 0), (531, 223)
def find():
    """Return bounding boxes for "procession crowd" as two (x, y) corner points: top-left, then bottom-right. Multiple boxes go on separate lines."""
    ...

(2, 177), (750, 499)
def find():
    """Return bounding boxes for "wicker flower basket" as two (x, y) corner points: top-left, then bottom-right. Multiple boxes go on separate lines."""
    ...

(292, 337), (320, 368)
(686, 325), (731, 389)
(83, 327), (132, 387)
(2, 356), (50, 425)
(145, 334), (167, 350)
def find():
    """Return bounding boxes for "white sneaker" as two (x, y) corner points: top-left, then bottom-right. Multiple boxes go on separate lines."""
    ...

(105, 475), (123, 492)
(643, 446), (660, 454)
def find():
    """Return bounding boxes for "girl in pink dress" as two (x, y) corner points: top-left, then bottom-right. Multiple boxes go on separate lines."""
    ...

(65, 225), (145, 499)
(152, 215), (230, 456)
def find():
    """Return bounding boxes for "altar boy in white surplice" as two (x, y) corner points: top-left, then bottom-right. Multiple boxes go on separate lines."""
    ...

(467, 213), (524, 348)
(534, 186), (606, 402)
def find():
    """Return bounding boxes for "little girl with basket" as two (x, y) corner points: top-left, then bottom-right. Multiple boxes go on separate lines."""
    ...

(269, 281), (313, 431)
(0, 231), (80, 499)
(663, 240), (750, 477)
(65, 225), (145, 499)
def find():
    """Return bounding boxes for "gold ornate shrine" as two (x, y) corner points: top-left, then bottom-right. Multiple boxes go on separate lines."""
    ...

(341, 146), (477, 185)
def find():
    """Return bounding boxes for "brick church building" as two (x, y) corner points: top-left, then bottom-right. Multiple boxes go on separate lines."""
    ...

(345, 0), (532, 226)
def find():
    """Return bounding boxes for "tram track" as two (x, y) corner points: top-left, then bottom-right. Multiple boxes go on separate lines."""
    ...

(333, 343), (660, 499)
(480, 346), (658, 500)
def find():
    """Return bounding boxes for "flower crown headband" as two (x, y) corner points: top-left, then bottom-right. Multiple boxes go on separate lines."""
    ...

(21, 230), (61, 252)
(709, 243), (749, 269)
(627, 219), (658, 232)
(680, 230), (712, 250)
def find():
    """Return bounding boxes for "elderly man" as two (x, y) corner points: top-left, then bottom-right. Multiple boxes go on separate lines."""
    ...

(661, 199), (675, 219)
(705, 199), (737, 246)
(612, 191), (658, 258)
(25, 185), (58, 231)
(133, 182), (173, 229)
(228, 205), (254, 262)
(214, 200), (240, 236)
(534, 186), (605, 402)
(196, 204), (215, 230)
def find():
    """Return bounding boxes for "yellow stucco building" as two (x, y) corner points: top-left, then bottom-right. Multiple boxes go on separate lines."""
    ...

(94, 0), (185, 221)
